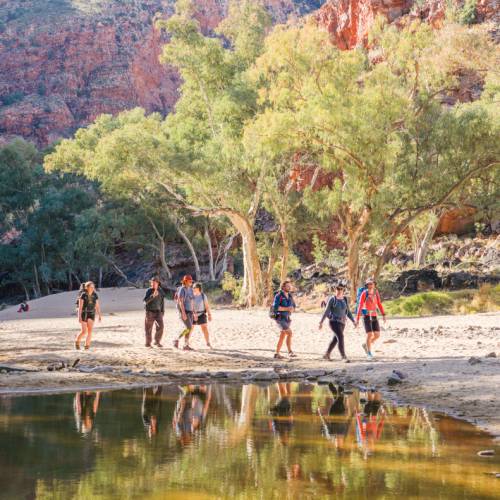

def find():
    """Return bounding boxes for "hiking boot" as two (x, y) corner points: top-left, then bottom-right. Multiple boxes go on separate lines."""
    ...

(288, 351), (297, 358)
(342, 357), (351, 363)
(183, 345), (194, 351)
(84, 345), (90, 350)
(173, 340), (179, 349)
(322, 353), (331, 361)
(145, 344), (152, 348)
(74, 342), (80, 350)
(274, 353), (285, 360)
(154, 343), (163, 348)
(367, 352), (373, 360)
(206, 343), (213, 349)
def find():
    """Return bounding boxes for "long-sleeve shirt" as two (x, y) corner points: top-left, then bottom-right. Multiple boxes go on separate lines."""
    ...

(356, 290), (385, 321)
(320, 296), (354, 325)
(144, 287), (166, 313)
(272, 291), (295, 320)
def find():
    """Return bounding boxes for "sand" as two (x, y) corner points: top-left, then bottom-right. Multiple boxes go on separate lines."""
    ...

(1, 287), (499, 437)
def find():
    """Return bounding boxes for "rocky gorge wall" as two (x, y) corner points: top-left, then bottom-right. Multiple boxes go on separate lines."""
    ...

(0, 0), (324, 146)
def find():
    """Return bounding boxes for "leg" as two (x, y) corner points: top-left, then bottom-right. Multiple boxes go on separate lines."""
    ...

(371, 331), (380, 349)
(336, 323), (346, 358)
(76, 321), (88, 346)
(366, 332), (374, 352)
(154, 313), (164, 345)
(201, 324), (211, 347)
(285, 330), (293, 353)
(145, 312), (154, 346)
(276, 331), (287, 354)
(325, 321), (338, 357)
(85, 319), (94, 348)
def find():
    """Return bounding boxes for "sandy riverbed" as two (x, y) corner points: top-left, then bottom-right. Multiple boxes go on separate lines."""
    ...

(1, 288), (499, 436)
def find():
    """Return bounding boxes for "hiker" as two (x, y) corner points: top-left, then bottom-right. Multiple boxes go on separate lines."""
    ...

(17, 301), (29, 313)
(75, 281), (101, 350)
(319, 283), (355, 362)
(272, 280), (297, 359)
(355, 278), (386, 360)
(173, 275), (195, 351)
(143, 277), (167, 348)
(191, 283), (213, 349)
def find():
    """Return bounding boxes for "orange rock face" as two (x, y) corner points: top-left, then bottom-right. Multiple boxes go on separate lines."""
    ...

(0, 0), (324, 146)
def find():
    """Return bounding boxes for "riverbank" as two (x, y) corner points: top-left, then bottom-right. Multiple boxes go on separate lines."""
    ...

(0, 288), (499, 437)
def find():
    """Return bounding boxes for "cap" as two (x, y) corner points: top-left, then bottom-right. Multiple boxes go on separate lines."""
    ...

(365, 278), (376, 285)
(150, 276), (161, 283)
(182, 274), (193, 283)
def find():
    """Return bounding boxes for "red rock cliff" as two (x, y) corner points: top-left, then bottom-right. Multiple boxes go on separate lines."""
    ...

(0, 0), (324, 146)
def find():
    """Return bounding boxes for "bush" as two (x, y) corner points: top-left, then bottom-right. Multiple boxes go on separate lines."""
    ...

(1, 91), (24, 106)
(459, 0), (477, 25)
(385, 284), (500, 317)
(221, 272), (243, 302)
(311, 235), (327, 265)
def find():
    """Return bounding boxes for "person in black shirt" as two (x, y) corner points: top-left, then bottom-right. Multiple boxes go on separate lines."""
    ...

(75, 281), (101, 350)
(144, 277), (167, 348)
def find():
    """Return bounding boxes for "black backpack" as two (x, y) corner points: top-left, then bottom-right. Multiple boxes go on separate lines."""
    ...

(269, 290), (288, 319)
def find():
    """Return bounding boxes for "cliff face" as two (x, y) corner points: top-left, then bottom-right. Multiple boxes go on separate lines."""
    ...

(0, 0), (324, 146)
(315, 0), (499, 49)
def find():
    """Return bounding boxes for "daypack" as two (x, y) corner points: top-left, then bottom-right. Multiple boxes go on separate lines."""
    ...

(355, 287), (367, 316)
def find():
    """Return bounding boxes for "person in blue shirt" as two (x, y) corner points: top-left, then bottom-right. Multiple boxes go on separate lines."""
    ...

(272, 280), (297, 359)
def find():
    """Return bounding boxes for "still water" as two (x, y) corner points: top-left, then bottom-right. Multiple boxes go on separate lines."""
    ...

(1, 382), (499, 499)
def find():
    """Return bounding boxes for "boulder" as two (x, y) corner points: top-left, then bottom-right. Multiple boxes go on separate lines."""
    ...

(395, 269), (441, 294)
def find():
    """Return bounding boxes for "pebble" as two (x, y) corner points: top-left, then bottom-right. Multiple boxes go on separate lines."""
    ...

(485, 352), (497, 358)
(468, 356), (482, 365)
(251, 371), (279, 381)
(387, 374), (403, 386)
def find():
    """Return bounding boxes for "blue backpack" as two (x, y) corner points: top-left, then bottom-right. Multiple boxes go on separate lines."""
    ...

(355, 286), (367, 316)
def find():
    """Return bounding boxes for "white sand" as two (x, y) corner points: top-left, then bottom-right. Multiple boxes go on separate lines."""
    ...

(1, 288), (499, 436)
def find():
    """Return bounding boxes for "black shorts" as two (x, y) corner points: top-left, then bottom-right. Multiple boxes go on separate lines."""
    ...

(81, 311), (95, 322)
(193, 312), (208, 325)
(363, 316), (380, 333)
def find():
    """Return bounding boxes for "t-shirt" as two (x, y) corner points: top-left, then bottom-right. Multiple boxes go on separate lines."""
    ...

(80, 292), (98, 312)
(144, 287), (166, 313)
(193, 293), (207, 313)
(177, 286), (194, 312)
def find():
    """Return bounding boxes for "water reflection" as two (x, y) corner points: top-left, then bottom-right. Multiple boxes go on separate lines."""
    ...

(0, 382), (499, 499)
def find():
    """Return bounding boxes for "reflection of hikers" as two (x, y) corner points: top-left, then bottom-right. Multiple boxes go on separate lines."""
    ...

(356, 391), (385, 454)
(319, 284), (355, 362)
(272, 281), (297, 360)
(173, 385), (212, 447)
(75, 281), (102, 350)
(143, 277), (167, 348)
(142, 386), (162, 438)
(173, 275), (195, 351)
(17, 301), (29, 313)
(355, 278), (386, 360)
(74, 391), (100, 434)
(269, 383), (293, 444)
(191, 283), (213, 348)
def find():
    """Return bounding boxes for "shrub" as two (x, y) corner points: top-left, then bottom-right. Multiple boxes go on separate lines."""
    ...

(1, 91), (24, 106)
(311, 234), (327, 265)
(459, 0), (477, 25)
(221, 272), (243, 302)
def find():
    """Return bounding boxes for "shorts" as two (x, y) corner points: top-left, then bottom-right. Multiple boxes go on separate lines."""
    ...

(364, 400), (381, 416)
(180, 311), (194, 329)
(193, 312), (208, 325)
(363, 316), (380, 333)
(81, 311), (95, 322)
(275, 316), (291, 331)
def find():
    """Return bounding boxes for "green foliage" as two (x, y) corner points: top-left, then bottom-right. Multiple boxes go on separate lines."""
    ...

(221, 272), (243, 301)
(311, 235), (327, 265)
(1, 90), (24, 106)
(385, 285), (500, 316)
(459, 0), (477, 25)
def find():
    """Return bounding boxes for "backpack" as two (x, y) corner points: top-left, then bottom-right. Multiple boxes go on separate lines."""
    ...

(325, 296), (349, 320)
(355, 287), (367, 316)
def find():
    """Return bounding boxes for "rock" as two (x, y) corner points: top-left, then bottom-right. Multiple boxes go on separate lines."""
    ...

(213, 371), (229, 378)
(394, 268), (441, 294)
(485, 352), (497, 358)
(251, 371), (279, 381)
(442, 271), (478, 290)
(91, 366), (114, 374)
(477, 450), (495, 457)
(387, 373), (403, 385)
(468, 357), (482, 365)
(305, 370), (327, 377)
(317, 376), (337, 384)
(392, 370), (408, 380)
(78, 366), (94, 373)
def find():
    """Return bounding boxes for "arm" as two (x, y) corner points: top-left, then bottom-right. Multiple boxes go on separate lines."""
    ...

(204, 295), (212, 321)
(346, 299), (355, 324)
(177, 290), (187, 319)
(96, 299), (102, 321)
(78, 298), (84, 322)
(319, 297), (333, 326)
(376, 292), (386, 317)
(144, 289), (158, 305)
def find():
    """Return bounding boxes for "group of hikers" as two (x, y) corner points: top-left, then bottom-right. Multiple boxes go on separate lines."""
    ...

(73, 273), (386, 361)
